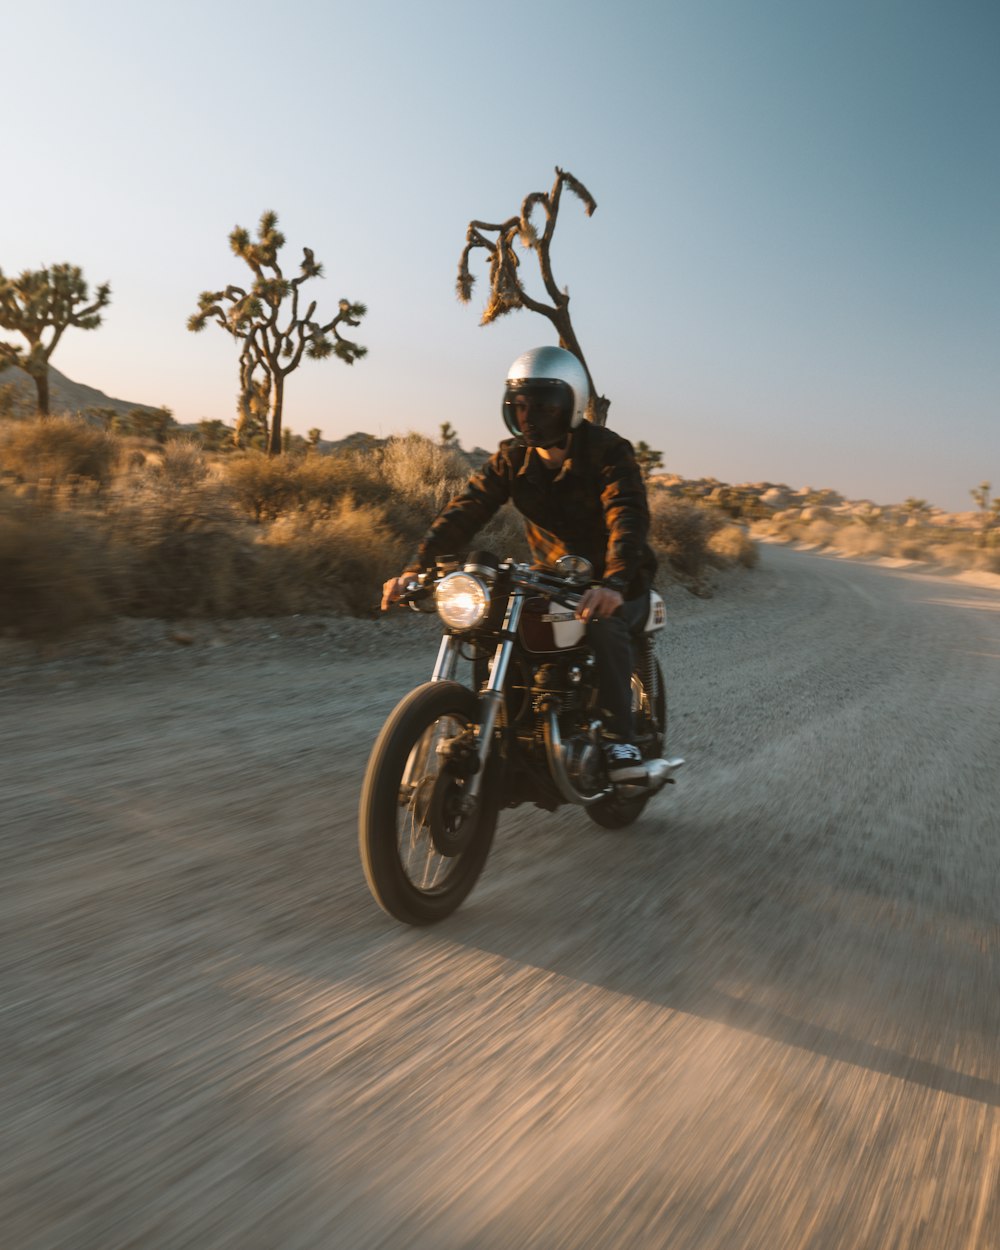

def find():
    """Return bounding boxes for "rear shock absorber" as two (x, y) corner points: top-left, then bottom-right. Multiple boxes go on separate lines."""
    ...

(640, 634), (659, 706)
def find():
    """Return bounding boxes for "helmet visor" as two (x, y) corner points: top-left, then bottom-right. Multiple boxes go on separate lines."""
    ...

(502, 379), (574, 447)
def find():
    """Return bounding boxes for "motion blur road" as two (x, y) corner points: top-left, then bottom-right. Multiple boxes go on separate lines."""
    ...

(3, 544), (1000, 1249)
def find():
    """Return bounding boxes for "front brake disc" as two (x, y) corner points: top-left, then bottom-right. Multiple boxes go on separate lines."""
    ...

(428, 771), (477, 858)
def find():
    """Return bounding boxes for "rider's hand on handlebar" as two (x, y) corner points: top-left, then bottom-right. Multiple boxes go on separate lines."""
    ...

(381, 574), (412, 612)
(574, 585), (624, 623)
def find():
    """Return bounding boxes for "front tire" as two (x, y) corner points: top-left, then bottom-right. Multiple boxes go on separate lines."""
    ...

(359, 681), (500, 925)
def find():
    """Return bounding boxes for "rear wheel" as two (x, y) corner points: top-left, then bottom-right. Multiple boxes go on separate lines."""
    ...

(587, 658), (667, 830)
(359, 681), (500, 925)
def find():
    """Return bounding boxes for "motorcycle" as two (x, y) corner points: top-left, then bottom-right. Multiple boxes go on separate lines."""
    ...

(359, 551), (684, 925)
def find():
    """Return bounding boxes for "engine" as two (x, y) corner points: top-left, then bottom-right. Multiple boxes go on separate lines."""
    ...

(529, 657), (604, 795)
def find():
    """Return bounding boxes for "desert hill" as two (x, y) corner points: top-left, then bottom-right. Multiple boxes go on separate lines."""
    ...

(0, 363), (162, 420)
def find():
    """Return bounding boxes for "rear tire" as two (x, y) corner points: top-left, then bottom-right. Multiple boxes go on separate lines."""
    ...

(586, 791), (652, 829)
(359, 681), (500, 925)
(586, 658), (667, 831)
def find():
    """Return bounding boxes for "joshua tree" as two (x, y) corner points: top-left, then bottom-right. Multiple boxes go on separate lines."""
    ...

(188, 211), (367, 456)
(457, 167), (608, 425)
(439, 420), (458, 448)
(114, 406), (175, 443)
(971, 481), (993, 546)
(0, 264), (111, 414)
(634, 440), (664, 481)
(901, 497), (932, 528)
(197, 418), (233, 452)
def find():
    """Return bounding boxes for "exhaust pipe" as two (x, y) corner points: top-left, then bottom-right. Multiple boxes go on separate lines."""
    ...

(542, 709), (611, 807)
(543, 707), (684, 806)
(614, 756), (685, 799)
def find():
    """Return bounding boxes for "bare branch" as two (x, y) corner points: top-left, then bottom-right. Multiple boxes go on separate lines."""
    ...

(456, 168), (607, 423)
(555, 165), (597, 216)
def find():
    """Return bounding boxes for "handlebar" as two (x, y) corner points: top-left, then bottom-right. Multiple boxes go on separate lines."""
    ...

(398, 561), (586, 613)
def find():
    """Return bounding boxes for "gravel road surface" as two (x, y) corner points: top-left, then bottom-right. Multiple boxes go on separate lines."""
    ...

(3, 543), (999, 1249)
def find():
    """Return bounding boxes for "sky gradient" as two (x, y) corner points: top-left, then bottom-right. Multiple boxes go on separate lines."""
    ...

(3, 0), (997, 510)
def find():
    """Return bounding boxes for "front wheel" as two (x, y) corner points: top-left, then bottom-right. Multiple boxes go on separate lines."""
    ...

(359, 681), (500, 925)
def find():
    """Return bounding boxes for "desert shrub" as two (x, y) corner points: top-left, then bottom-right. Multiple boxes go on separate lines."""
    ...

(257, 496), (411, 615)
(0, 490), (111, 636)
(801, 519), (837, 547)
(126, 521), (257, 618)
(377, 433), (470, 514)
(963, 546), (1000, 574)
(0, 415), (120, 485)
(146, 439), (209, 489)
(222, 453), (304, 521)
(707, 523), (759, 568)
(832, 524), (893, 558)
(100, 491), (259, 619)
(648, 496), (726, 579)
(220, 436), (471, 556)
(925, 541), (964, 568)
(222, 449), (393, 522)
(753, 510), (826, 545)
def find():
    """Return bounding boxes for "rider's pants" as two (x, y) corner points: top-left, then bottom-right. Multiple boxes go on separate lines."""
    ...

(585, 591), (651, 743)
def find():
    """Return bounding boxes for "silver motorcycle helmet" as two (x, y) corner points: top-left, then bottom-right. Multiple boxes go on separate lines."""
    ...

(502, 345), (590, 448)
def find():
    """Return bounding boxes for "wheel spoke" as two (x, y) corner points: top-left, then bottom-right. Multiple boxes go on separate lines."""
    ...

(361, 681), (498, 924)
(397, 714), (465, 894)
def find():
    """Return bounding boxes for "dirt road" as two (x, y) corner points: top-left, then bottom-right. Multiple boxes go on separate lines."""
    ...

(3, 544), (999, 1249)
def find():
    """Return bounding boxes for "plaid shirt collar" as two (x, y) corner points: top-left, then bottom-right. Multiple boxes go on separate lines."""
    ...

(515, 427), (586, 484)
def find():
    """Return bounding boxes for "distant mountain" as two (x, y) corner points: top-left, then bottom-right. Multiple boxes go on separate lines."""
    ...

(323, 430), (494, 469)
(0, 364), (162, 419)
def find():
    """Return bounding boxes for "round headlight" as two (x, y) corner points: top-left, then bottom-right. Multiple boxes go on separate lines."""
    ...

(436, 572), (490, 631)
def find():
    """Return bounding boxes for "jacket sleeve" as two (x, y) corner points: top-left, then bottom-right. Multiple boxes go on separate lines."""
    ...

(598, 438), (651, 593)
(405, 449), (512, 573)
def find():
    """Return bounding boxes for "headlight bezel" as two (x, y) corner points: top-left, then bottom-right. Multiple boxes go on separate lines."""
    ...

(435, 571), (491, 632)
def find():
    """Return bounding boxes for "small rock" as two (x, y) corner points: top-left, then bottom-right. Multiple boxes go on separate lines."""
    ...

(168, 631), (196, 646)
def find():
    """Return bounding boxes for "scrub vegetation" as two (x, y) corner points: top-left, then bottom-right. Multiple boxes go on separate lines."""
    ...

(746, 489), (1000, 574)
(6, 413), (996, 641)
(0, 416), (748, 638)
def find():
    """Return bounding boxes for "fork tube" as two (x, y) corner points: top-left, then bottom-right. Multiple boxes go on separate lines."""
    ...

(430, 634), (460, 682)
(459, 591), (525, 802)
(400, 634), (461, 790)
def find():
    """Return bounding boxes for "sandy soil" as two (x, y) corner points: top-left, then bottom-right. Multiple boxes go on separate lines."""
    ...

(3, 544), (1000, 1249)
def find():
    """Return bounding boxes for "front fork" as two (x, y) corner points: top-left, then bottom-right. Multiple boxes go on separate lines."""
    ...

(430, 592), (525, 808)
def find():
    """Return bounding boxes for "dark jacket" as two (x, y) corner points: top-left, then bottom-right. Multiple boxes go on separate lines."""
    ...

(408, 422), (657, 598)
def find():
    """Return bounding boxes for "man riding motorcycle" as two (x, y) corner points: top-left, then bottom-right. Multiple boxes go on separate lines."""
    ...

(381, 345), (665, 784)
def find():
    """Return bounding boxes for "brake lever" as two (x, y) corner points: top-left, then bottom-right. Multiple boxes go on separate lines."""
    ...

(402, 581), (438, 613)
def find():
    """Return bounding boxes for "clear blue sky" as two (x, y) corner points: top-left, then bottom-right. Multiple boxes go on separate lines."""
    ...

(3, 0), (997, 510)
